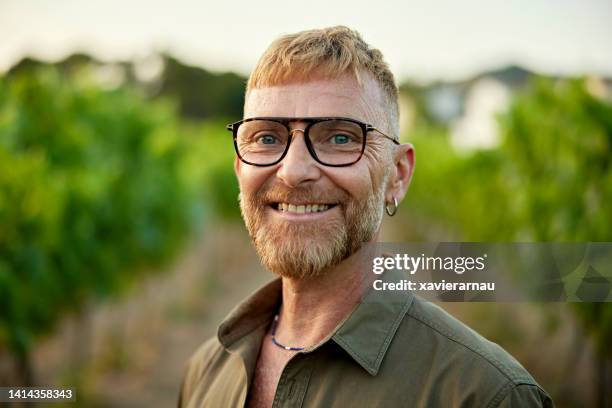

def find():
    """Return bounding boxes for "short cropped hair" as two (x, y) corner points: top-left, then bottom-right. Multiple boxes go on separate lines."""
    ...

(246, 26), (400, 139)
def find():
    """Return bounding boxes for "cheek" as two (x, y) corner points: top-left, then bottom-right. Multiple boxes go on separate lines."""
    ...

(324, 164), (374, 199)
(238, 166), (276, 194)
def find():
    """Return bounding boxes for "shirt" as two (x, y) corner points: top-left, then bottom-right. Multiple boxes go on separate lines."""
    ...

(178, 269), (553, 407)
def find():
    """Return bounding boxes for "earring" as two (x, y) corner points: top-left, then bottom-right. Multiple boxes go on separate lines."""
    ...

(385, 196), (398, 216)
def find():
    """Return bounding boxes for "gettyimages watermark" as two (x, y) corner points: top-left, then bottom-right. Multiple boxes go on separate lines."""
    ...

(362, 243), (612, 302)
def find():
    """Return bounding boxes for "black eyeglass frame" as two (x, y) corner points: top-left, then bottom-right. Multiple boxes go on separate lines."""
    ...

(226, 116), (399, 167)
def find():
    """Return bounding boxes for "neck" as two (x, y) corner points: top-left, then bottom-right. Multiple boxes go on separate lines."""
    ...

(275, 242), (377, 348)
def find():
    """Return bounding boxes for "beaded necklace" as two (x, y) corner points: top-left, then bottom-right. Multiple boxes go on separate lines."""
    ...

(270, 314), (305, 351)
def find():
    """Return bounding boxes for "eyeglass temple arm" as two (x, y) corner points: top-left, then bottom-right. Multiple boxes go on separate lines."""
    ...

(368, 126), (400, 145)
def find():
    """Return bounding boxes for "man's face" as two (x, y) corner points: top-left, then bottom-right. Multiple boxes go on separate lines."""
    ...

(236, 73), (394, 279)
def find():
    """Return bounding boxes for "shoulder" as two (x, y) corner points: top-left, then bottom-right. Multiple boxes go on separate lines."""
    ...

(406, 297), (533, 382)
(182, 336), (225, 383)
(178, 336), (225, 405)
(494, 383), (554, 408)
(389, 296), (553, 406)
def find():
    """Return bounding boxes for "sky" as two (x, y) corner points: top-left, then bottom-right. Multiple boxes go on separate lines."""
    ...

(1, 0), (611, 82)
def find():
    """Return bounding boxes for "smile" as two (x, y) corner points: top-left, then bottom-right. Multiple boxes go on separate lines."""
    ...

(271, 202), (337, 214)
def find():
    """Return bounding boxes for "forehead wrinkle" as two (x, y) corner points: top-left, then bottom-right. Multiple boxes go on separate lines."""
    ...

(247, 91), (369, 120)
(244, 73), (387, 125)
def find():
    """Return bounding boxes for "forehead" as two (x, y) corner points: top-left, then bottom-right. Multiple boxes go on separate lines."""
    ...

(244, 73), (385, 121)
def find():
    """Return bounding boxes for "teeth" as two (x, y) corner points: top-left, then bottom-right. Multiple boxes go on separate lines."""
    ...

(277, 203), (331, 213)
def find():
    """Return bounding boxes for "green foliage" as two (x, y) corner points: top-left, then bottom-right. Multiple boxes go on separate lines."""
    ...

(159, 56), (246, 120)
(500, 78), (612, 358)
(7, 53), (248, 121)
(0, 68), (199, 358)
(403, 77), (612, 357)
(181, 120), (241, 221)
(501, 78), (612, 242)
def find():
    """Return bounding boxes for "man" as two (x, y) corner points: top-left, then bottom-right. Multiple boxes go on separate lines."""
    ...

(179, 26), (553, 407)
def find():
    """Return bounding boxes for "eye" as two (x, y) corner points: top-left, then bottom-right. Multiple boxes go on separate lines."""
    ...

(330, 134), (351, 144)
(256, 134), (279, 145)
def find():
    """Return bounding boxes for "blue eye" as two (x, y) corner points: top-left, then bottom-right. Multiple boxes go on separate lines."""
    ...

(258, 134), (278, 145)
(331, 134), (350, 144)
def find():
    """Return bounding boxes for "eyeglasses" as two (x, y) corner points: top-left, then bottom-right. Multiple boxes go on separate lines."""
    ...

(226, 117), (399, 167)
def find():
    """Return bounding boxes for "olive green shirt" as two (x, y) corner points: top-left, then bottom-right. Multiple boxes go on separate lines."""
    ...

(178, 270), (553, 407)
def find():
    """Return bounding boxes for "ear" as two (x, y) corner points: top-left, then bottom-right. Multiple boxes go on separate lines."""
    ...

(385, 143), (415, 204)
(234, 155), (242, 178)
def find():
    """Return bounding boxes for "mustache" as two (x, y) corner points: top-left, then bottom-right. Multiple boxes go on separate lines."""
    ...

(250, 184), (350, 205)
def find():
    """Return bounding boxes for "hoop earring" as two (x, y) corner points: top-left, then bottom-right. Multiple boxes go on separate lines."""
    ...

(385, 196), (398, 216)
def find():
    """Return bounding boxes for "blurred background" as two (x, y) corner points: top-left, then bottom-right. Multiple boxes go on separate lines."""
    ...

(0, 0), (611, 407)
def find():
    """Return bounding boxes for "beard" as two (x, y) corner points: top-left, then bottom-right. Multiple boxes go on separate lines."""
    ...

(239, 178), (387, 280)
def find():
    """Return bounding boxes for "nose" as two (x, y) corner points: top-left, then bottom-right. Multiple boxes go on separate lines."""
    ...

(276, 128), (321, 188)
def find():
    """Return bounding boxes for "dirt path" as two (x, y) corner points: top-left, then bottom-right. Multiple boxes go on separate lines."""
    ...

(32, 221), (270, 407)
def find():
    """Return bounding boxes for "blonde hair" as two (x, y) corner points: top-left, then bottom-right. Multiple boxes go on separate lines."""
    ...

(247, 26), (400, 138)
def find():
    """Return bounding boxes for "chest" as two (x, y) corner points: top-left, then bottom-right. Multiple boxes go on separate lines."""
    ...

(246, 333), (296, 408)
(189, 344), (487, 408)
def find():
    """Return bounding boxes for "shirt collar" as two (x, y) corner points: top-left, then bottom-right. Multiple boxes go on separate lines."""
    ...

(217, 268), (414, 376)
(331, 268), (414, 375)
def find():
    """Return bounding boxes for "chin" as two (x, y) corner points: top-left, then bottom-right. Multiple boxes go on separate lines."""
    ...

(255, 224), (349, 280)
